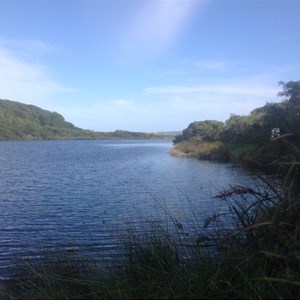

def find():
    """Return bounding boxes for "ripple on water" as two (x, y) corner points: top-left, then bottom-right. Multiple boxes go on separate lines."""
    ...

(0, 140), (254, 279)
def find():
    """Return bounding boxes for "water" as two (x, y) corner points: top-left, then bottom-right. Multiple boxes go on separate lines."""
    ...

(0, 140), (255, 278)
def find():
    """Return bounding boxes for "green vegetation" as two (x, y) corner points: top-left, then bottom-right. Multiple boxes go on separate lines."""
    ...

(173, 120), (225, 144)
(0, 99), (171, 140)
(172, 81), (300, 170)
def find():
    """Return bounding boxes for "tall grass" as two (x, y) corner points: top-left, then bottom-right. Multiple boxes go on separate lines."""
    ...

(170, 139), (229, 161)
(210, 131), (300, 299)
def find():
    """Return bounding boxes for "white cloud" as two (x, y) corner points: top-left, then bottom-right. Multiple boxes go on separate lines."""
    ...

(56, 90), (261, 132)
(59, 75), (281, 132)
(0, 45), (72, 105)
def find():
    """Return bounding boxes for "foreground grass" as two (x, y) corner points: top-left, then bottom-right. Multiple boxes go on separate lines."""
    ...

(2, 179), (299, 300)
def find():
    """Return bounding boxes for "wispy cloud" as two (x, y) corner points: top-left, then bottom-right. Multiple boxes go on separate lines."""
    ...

(63, 73), (282, 131)
(0, 37), (56, 52)
(139, 77), (281, 129)
(0, 42), (72, 105)
(145, 83), (278, 97)
(0, 37), (58, 61)
(59, 91), (259, 132)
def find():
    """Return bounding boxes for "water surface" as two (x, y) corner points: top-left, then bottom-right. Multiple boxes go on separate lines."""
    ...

(0, 140), (255, 278)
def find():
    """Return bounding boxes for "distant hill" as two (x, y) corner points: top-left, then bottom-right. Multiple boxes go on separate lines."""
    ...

(0, 99), (171, 140)
(156, 131), (181, 136)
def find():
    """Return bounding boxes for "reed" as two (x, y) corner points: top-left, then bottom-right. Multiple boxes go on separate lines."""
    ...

(170, 139), (229, 161)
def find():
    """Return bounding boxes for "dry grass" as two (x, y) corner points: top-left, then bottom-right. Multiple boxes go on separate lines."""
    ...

(171, 140), (229, 161)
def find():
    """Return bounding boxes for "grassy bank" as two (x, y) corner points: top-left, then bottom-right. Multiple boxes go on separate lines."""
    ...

(170, 139), (230, 162)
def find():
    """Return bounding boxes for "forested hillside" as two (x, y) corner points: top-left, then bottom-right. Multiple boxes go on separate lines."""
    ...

(0, 99), (168, 140)
(172, 81), (300, 167)
(0, 99), (92, 140)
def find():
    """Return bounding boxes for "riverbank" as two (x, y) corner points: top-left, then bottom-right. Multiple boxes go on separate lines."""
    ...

(170, 139), (289, 175)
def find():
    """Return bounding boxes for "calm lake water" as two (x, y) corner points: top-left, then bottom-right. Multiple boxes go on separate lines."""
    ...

(0, 140), (256, 279)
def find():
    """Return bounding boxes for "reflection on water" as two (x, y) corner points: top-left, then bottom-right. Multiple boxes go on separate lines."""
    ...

(0, 140), (255, 278)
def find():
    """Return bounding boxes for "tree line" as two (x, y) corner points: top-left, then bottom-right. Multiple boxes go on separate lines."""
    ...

(173, 81), (300, 165)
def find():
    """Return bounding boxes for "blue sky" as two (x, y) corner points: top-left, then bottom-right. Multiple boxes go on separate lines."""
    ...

(0, 0), (299, 132)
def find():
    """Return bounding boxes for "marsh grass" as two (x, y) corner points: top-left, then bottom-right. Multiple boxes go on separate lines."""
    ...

(170, 139), (229, 161)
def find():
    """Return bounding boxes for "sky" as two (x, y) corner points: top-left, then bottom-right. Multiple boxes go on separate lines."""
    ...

(0, 0), (299, 132)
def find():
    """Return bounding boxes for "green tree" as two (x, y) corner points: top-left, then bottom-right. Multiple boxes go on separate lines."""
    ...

(173, 120), (224, 144)
(278, 80), (300, 104)
(220, 114), (254, 143)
